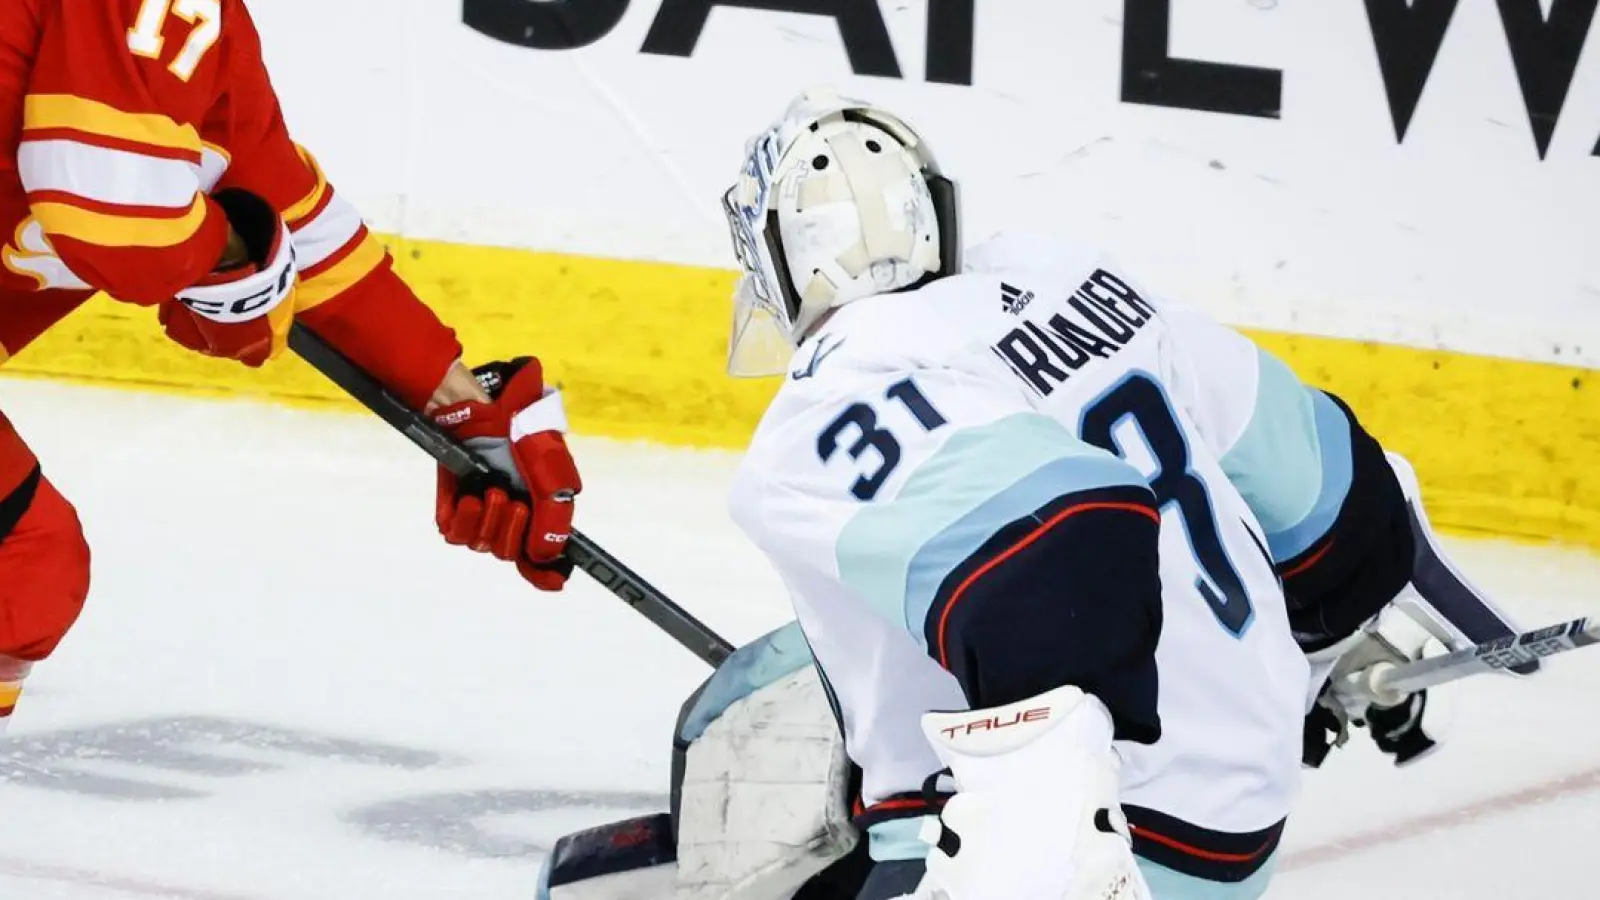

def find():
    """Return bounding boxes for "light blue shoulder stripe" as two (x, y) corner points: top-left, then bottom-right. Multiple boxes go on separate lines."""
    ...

(1220, 348), (1353, 562)
(676, 621), (814, 744)
(1267, 390), (1354, 560)
(836, 413), (1146, 645)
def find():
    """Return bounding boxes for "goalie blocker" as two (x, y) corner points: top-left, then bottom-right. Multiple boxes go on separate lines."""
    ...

(536, 622), (872, 900)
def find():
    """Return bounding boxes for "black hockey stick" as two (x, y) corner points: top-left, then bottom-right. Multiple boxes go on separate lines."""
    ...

(287, 322), (735, 668)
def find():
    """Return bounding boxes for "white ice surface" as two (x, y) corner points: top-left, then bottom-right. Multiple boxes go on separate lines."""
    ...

(0, 378), (1596, 900)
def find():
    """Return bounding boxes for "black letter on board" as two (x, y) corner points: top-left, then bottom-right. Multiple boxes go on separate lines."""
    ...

(1121, 0), (1282, 119)
(927, 0), (976, 85)
(641, 0), (902, 79)
(1494, 0), (1598, 159)
(1363, 0), (1458, 143)
(462, 0), (629, 50)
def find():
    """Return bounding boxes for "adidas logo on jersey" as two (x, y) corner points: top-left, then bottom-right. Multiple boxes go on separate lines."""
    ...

(1000, 282), (1035, 315)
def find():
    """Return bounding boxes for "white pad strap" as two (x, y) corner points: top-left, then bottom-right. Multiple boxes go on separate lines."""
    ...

(510, 389), (569, 441)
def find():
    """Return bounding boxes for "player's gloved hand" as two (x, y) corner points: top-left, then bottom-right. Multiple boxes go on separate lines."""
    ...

(1303, 612), (1444, 768)
(430, 357), (581, 591)
(158, 189), (297, 368)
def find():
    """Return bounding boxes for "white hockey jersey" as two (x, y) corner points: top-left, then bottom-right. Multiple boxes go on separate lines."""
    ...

(728, 232), (1357, 868)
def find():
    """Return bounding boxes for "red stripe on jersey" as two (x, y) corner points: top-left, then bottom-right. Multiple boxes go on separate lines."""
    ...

(25, 189), (198, 220)
(1130, 824), (1276, 863)
(1282, 539), (1335, 579)
(20, 128), (203, 164)
(299, 224), (368, 281)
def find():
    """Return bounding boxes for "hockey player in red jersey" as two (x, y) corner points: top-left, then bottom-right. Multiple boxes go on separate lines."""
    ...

(0, 0), (582, 729)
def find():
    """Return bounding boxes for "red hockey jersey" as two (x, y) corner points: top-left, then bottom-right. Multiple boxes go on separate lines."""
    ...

(0, 0), (465, 496)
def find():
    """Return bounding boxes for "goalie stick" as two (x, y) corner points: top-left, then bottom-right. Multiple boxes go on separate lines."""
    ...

(288, 322), (735, 668)
(1364, 615), (1594, 698)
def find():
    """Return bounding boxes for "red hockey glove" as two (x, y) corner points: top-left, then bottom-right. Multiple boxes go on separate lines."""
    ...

(431, 358), (581, 591)
(158, 189), (297, 368)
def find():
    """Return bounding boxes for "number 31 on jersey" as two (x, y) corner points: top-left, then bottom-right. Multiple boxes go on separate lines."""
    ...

(128, 0), (222, 82)
(817, 379), (948, 501)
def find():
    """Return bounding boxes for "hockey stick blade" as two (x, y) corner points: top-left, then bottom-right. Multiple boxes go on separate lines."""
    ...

(287, 322), (735, 668)
(1371, 616), (1598, 697)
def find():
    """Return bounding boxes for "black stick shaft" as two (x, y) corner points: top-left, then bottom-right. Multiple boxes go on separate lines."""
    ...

(287, 322), (735, 668)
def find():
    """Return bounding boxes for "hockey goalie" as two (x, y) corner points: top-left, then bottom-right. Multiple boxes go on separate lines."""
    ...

(0, 0), (582, 728)
(538, 89), (1536, 900)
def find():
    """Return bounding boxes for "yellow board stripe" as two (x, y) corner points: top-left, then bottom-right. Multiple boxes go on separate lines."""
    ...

(23, 94), (202, 154)
(293, 233), (388, 312)
(4, 237), (1595, 551)
(33, 194), (209, 249)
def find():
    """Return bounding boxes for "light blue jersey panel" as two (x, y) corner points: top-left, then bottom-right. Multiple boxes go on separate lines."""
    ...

(834, 412), (1147, 648)
(867, 817), (934, 862)
(1219, 348), (1354, 562)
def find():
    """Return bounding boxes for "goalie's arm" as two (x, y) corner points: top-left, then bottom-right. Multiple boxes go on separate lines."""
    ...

(1147, 299), (1419, 653)
(1214, 348), (1415, 652)
(1209, 338), (1528, 665)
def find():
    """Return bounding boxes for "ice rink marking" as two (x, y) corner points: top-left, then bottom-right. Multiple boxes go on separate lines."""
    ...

(8, 763), (1598, 897)
(0, 855), (268, 899)
(1284, 763), (1600, 870)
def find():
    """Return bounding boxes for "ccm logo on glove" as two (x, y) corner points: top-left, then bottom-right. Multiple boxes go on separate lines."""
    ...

(159, 189), (298, 367)
(179, 262), (294, 321)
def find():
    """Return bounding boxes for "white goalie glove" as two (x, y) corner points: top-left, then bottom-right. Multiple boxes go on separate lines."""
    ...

(1303, 452), (1534, 768)
(1304, 605), (1450, 767)
(888, 687), (1152, 900)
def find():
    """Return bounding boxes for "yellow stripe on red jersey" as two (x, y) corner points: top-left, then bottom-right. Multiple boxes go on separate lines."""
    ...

(296, 227), (389, 313)
(30, 193), (210, 250)
(281, 146), (332, 228)
(22, 94), (204, 160)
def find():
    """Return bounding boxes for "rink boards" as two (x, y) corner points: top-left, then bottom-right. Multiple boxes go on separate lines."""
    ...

(1, 0), (1596, 549)
(10, 247), (1596, 550)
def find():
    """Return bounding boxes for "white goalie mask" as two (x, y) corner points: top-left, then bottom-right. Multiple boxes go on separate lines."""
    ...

(722, 87), (961, 377)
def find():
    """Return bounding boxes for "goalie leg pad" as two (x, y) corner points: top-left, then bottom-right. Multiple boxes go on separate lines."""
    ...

(540, 622), (859, 900)
(675, 653), (858, 898)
